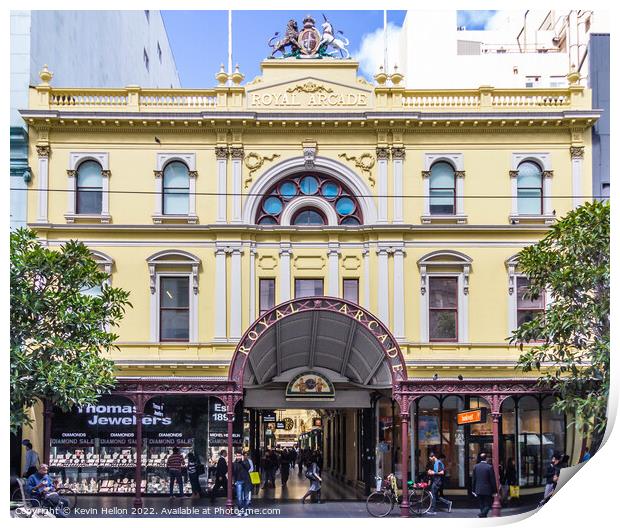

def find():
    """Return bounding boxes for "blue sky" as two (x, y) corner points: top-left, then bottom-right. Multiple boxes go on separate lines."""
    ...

(162, 10), (497, 88)
(162, 10), (406, 88)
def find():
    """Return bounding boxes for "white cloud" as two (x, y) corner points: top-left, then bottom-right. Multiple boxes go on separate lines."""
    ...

(354, 22), (403, 79)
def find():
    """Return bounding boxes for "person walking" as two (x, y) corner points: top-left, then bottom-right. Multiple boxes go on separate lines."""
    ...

(280, 448), (290, 486)
(186, 452), (202, 498)
(232, 450), (252, 517)
(540, 452), (561, 506)
(166, 447), (186, 499)
(300, 455), (322, 504)
(211, 449), (228, 503)
(502, 458), (517, 504)
(471, 452), (497, 518)
(243, 451), (256, 505)
(21, 440), (40, 478)
(427, 452), (452, 514)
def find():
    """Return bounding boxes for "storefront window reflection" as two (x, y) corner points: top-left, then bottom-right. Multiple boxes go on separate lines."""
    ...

(416, 396), (441, 480)
(442, 396), (465, 487)
(376, 397), (395, 478)
(542, 396), (566, 470)
(518, 395), (541, 486)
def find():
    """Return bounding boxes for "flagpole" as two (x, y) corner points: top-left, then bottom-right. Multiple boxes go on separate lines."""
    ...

(228, 10), (233, 86)
(383, 10), (388, 73)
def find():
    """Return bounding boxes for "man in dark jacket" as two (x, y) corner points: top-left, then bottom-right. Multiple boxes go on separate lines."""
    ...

(232, 450), (252, 516)
(472, 452), (497, 518)
(210, 449), (228, 503)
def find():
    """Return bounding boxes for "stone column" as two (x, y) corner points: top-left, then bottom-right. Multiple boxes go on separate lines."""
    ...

(249, 244), (256, 323)
(393, 246), (406, 339)
(230, 147), (244, 223)
(399, 395), (410, 517)
(327, 243), (340, 297)
(391, 147), (405, 224)
(376, 147), (390, 223)
(421, 170), (431, 216)
(376, 247), (390, 325)
(216, 146), (228, 223)
(230, 246), (243, 339)
(455, 170), (466, 216)
(571, 146), (584, 209)
(36, 145), (50, 222)
(543, 170), (554, 216)
(363, 245), (370, 309)
(226, 411), (235, 509)
(214, 246), (228, 340)
(279, 243), (291, 302)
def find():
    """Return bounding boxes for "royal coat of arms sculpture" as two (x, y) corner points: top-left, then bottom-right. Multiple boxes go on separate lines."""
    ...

(268, 13), (350, 59)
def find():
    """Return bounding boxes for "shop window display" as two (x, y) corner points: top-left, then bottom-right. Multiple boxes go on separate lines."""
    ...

(541, 396), (566, 477)
(518, 396), (541, 486)
(48, 395), (243, 495)
(441, 396), (465, 488)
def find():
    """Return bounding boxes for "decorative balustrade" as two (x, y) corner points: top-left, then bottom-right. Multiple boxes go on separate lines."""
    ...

(490, 90), (570, 108)
(402, 92), (481, 109)
(49, 90), (129, 108)
(139, 90), (218, 109)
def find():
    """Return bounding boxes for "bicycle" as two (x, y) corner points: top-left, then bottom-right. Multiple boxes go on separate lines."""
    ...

(366, 474), (433, 517)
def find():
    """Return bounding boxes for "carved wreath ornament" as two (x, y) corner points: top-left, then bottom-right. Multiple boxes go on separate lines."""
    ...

(244, 152), (281, 188)
(339, 152), (376, 186)
(287, 81), (333, 94)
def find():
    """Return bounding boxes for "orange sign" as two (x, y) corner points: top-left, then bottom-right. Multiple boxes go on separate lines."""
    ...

(457, 409), (487, 425)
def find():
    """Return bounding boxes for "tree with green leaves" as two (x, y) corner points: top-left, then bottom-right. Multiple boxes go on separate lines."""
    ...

(10, 228), (132, 433)
(510, 201), (610, 442)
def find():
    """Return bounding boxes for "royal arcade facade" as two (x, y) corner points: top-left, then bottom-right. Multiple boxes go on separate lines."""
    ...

(20, 15), (598, 517)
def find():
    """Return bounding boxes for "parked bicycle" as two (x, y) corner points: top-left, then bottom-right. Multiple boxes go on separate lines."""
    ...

(366, 474), (433, 517)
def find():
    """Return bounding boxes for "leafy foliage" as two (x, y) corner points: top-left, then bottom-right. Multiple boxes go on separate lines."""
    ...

(510, 201), (610, 436)
(10, 228), (131, 432)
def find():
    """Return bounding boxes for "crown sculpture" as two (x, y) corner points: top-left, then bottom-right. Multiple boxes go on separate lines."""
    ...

(268, 13), (350, 59)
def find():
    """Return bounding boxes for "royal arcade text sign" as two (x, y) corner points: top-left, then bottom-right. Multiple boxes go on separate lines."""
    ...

(248, 87), (370, 109)
(229, 297), (407, 389)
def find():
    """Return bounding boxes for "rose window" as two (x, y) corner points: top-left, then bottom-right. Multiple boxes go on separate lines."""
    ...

(256, 173), (363, 226)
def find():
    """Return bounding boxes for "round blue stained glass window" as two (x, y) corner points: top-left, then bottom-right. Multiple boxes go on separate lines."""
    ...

(300, 176), (319, 195)
(335, 197), (356, 215)
(341, 216), (360, 226)
(258, 216), (277, 225)
(321, 181), (340, 199)
(263, 196), (283, 215)
(279, 181), (297, 200)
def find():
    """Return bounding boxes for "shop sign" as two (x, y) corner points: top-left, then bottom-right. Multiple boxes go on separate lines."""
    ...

(263, 411), (277, 423)
(208, 400), (243, 446)
(456, 409), (487, 425)
(286, 371), (335, 401)
(276, 421), (286, 430)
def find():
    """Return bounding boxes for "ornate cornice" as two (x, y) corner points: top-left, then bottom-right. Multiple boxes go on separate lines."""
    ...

(36, 145), (51, 158)
(215, 146), (229, 160)
(570, 146), (585, 159)
(391, 147), (406, 160)
(376, 147), (390, 160)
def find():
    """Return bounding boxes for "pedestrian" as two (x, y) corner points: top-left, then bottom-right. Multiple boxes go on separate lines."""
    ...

(540, 452), (561, 506)
(233, 450), (252, 517)
(427, 452), (452, 514)
(297, 447), (304, 475)
(26, 464), (70, 518)
(186, 452), (201, 498)
(21, 439), (40, 478)
(503, 458), (517, 503)
(166, 447), (186, 499)
(211, 449), (228, 503)
(580, 446), (591, 463)
(280, 448), (290, 486)
(471, 452), (497, 518)
(300, 455), (322, 504)
(243, 451), (256, 505)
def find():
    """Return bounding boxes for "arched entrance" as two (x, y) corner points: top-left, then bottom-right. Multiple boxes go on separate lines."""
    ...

(228, 296), (411, 515)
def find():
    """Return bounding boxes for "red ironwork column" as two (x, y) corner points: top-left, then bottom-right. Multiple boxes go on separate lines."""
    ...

(226, 411), (234, 510)
(133, 393), (144, 509)
(491, 411), (502, 517)
(399, 395), (410, 518)
(43, 399), (53, 464)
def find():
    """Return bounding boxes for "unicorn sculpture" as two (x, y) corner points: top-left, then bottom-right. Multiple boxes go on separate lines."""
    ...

(320, 14), (350, 59)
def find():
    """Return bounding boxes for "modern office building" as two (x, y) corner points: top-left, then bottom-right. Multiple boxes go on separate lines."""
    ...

(10, 10), (180, 229)
(19, 14), (599, 516)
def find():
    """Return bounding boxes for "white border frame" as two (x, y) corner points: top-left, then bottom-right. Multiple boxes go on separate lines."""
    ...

(510, 152), (553, 219)
(422, 153), (466, 222)
(153, 152), (197, 222)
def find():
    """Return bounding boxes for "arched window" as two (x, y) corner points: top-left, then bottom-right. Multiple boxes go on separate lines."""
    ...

(430, 162), (456, 215)
(255, 172), (362, 226)
(162, 161), (190, 215)
(517, 161), (543, 215)
(76, 161), (103, 214)
(292, 208), (325, 226)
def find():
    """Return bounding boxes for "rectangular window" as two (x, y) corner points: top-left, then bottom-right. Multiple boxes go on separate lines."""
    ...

(76, 185), (102, 215)
(429, 277), (458, 341)
(294, 279), (324, 298)
(343, 279), (359, 303)
(160, 276), (189, 341)
(259, 279), (275, 316)
(516, 277), (545, 327)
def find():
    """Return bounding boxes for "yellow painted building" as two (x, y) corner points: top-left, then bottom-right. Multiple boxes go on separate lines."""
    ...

(21, 57), (597, 507)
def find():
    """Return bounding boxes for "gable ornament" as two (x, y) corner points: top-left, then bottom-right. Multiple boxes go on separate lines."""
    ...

(244, 152), (281, 188)
(338, 152), (376, 186)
